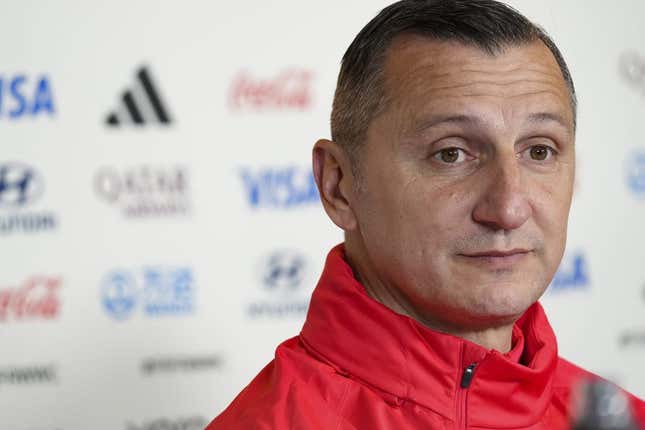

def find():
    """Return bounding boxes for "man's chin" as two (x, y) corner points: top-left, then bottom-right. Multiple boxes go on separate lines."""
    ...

(461, 294), (541, 327)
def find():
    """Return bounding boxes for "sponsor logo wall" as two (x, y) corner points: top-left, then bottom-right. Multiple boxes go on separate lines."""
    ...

(1, 1), (645, 429)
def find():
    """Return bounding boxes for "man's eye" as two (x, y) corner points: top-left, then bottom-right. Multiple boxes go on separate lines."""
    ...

(434, 147), (467, 163)
(527, 145), (555, 161)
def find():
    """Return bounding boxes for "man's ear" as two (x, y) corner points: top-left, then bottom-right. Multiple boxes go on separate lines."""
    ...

(312, 139), (358, 231)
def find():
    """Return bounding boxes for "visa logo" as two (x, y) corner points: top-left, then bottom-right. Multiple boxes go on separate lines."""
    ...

(550, 252), (590, 291)
(0, 74), (55, 119)
(240, 166), (319, 209)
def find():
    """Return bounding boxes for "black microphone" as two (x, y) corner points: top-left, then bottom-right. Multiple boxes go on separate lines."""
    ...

(572, 379), (639, 430)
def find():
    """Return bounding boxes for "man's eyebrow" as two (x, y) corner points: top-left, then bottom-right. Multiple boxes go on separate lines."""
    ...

(408, 112), (572, 136)
(526, 112), (571, 129)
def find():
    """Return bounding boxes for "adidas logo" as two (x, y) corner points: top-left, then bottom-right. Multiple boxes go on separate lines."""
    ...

(105, 66), (172, 127)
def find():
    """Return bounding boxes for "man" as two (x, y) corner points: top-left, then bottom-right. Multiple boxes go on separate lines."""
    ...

(208, 0), (645, 428)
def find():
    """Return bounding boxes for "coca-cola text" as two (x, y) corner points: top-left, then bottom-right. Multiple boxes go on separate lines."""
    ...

(229, 69), (313, 111)
(0, 276), (61, 321)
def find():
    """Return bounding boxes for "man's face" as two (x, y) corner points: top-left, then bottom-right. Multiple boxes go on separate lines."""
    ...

(351, 37), (575, 330)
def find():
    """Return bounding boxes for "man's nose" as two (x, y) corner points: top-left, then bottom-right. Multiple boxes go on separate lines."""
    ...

(471, 155), (532, 232)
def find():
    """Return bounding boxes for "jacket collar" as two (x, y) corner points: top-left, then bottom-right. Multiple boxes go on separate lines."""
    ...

(300, 244), (559, 427)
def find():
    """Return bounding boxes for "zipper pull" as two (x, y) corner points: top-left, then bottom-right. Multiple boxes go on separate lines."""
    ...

(460, 363), (477, 388)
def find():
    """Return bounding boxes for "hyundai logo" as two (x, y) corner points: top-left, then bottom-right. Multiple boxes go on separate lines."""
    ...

(259, 250), (307, 290)
(0, 162), (44, 208)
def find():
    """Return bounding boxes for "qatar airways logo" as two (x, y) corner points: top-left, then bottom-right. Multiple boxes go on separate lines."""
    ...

(228, 68), (314, 111)
(0, 276), (61, 322)
(94, 165), (190, 217)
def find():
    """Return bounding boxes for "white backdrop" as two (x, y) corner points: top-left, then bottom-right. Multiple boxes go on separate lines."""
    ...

(1, 1), (644, 429)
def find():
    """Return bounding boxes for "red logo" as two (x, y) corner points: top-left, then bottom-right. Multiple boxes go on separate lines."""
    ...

(229, 68), (314, 111)
(0, 276), (61, 321)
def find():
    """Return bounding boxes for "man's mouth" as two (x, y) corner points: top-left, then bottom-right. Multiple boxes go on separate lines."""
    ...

(458, 249), (532, 268)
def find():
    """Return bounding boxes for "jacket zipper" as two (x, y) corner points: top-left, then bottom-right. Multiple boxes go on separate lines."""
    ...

(456, 363), (477, 429)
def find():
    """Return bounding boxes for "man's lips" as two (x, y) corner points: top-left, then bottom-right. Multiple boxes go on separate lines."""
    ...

(457, 249), (532, 268)
(460, 249), (531, 258)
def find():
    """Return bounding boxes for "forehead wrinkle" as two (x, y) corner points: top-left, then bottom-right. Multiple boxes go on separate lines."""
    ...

(392, 73), (571, 128)
(402, 64), (564, 87)
(394, 65), (567, 96)
(419, 81), (567, 100)
(385, 76), (569, 129)
(387, 44), (563, 76)
(403, 89), (570, 119)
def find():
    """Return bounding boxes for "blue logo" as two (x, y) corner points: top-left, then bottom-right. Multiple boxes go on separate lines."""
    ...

(0, 74), (55, 119)
(626, 150), (645, 195)
(101, 267), (195, 320)
(550, 252), (590, 292)
(101, 272), (137, 319)
(240, 166), (319, 209)
(0, 163), (44, 208)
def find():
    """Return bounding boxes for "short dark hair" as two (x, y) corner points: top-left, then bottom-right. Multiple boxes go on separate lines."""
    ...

(331, 0), (577, 169)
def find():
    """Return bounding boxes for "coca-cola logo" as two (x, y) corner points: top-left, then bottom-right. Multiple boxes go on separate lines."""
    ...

(229, 68), (313, 111)
(0, 276), (61, 321)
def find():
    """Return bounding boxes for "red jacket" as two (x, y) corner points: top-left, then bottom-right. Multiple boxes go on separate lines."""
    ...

(209, 245), (645, 429)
